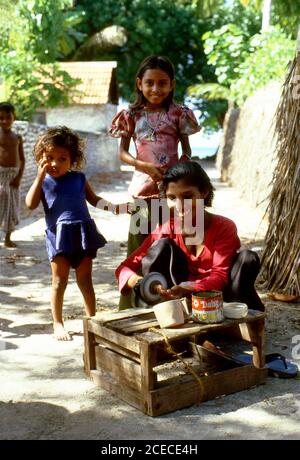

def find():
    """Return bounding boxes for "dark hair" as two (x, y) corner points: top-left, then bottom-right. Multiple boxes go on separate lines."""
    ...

(33, 126), (86, 170)
(0, 102), (15, 115)
(130, 55), (175, 112)
(162, 161), (215, 207)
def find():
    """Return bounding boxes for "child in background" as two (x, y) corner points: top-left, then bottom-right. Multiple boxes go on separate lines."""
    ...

(110, 55), (201, 308)
(0, 102), (25, 247)
(26, 126), (125, 340)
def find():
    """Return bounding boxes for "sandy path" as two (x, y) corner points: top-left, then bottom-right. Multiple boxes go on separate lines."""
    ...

(0, 162), (299, 440)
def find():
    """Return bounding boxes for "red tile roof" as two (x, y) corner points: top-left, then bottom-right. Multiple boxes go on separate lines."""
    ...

(59, 61), (117, 105)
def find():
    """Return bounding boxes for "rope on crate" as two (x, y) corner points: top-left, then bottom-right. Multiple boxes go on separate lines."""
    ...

(148, 327), (205, 402)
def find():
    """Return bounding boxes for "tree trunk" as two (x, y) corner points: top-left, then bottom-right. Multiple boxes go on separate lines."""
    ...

(261, 0), (272, 32)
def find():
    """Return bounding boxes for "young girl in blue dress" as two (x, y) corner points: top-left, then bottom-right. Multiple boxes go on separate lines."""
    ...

(110, 55), (201, 308)
(26, 126), (123, 341)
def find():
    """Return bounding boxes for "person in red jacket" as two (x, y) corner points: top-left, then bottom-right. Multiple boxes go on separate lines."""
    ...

(116, 161), (264, 311)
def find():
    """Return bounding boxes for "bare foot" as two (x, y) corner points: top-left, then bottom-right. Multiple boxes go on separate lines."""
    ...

(4, 240), (17, 248)
(53, 323), (72, 341)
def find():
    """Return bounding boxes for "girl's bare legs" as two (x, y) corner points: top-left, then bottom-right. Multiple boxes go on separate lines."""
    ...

(75, 257), (96, 317)
(50, 256), (71, 340)
(4, 231), (17, 248)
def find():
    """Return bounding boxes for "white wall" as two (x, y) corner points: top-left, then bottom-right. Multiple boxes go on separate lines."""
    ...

(46, 103), (117, 133)
(14, 121), (120, 199)
(216, 82), (281, 213)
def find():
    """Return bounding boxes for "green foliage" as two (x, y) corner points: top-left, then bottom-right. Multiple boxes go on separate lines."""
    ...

(0, 0), (83, 120)
(74, 0), (209, 103)
(239, 0), (300, 38)
(187, 0), (225, 18)
(271, 1), (300, 38)
(230, 27), (295, 105)
(209, 0), (261, 36)
(0, 1), (17, 30)
(188, 0), (261, 130)
(1, 0), (298, 128)
(191, 23), (295, 126)
(18, 0), (86, 62)
(202, 24), (251, 85)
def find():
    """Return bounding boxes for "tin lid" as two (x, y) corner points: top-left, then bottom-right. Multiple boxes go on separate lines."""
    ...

(223, 302), (248, 319)
(193, 291), (222, 298)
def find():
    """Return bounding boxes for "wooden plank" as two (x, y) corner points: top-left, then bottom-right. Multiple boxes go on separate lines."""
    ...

(95, 345), (142, 390)
(189, 342), (241, 370)
(247, 319), (265, 368)
(93, 308), (152, 325)
(90, 369), (145, 413)
(140, 342), (157, 414)
(136, 312), (266, 345)
(88, 319), (140, 354)
(216, 319), (265, 368)
(136, 323), (213, 345)
(106, 311), (155, 331)
(154, 338), (192, 366)
(149, 366), (268, 416)
(140, 342), (157, 390)
(83, 317), (96, 376)
(94, 336), (141, 363)
(119, 319), (159, 335)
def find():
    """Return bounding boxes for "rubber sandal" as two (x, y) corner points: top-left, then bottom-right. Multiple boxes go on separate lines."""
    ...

(229, 352), (298, 378)
(265, 353), (298, 378)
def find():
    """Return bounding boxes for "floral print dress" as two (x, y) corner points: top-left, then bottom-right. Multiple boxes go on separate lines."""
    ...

(110, 103), (201, 198)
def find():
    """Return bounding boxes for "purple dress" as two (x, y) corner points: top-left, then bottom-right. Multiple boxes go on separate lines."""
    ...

(41, 171), (106, 268)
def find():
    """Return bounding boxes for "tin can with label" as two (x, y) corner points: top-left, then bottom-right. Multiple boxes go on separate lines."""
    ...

(191, 291), (224, 324)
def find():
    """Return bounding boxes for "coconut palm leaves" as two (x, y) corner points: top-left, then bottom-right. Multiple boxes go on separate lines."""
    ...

(261, 50), (300, 295)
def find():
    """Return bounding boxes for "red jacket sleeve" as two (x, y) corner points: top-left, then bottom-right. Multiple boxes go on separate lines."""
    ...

(189, 219), (240, 292)
(115, 231), (161, 294)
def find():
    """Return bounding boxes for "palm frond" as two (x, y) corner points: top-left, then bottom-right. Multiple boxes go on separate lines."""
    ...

(261, 51), (300, 295)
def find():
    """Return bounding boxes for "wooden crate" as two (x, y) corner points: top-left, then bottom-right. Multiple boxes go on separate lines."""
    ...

(83, 308), (267, 416)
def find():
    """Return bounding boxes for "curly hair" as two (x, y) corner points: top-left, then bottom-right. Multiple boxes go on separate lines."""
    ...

(33, 126), (86, 170)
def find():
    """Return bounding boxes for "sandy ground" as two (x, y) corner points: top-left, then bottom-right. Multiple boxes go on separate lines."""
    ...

(0, 160), (300, 440)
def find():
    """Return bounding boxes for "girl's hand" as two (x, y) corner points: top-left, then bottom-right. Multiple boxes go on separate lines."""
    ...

(159, 285), (191, 300)
(37, 157), (50, 180)
(127, 274), (143, 289)
(141, 163), (164, 182)
(10, 177), (21, 188)
(180, 153), (191, 162)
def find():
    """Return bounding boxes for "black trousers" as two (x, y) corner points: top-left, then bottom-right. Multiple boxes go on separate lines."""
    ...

(140, 238), (264, 311)
(223, 249), (264, 311)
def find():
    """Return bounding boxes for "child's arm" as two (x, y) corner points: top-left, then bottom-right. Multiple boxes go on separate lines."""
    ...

(10, 135), (25, 188)
(25, 158), (48, 209)
(119, 137), (163, 182)
(179, 134), (192, 160)
(85, 180), (129, 215)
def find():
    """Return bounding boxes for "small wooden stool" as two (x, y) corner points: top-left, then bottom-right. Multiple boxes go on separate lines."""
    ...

(83, 308), (267, 416)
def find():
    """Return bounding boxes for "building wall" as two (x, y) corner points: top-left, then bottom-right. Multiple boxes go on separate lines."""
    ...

(216, 82), (281, 213)
(13, 121), (120, 198)
(45, 103), (117, 133)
